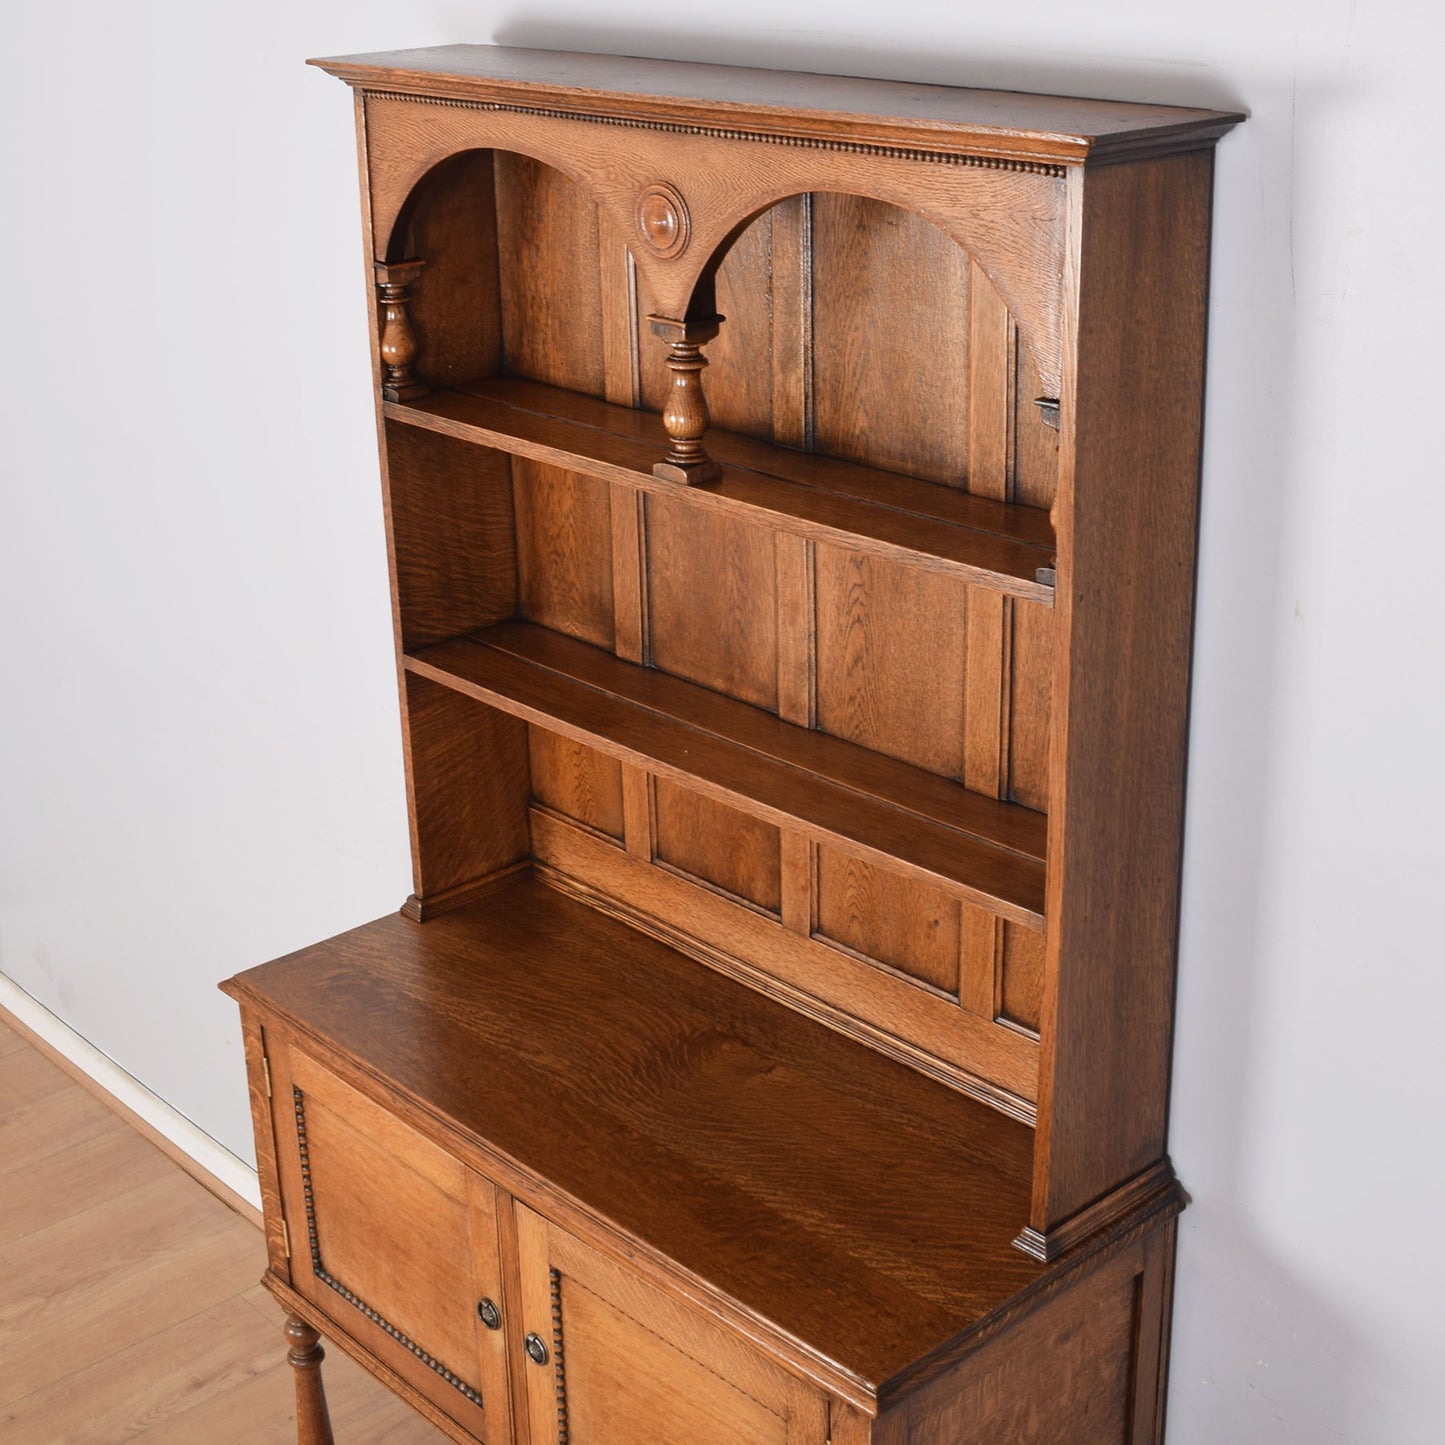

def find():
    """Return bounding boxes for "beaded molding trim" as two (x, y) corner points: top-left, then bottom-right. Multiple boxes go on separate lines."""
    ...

(366, 90), (1068, 177)
(292, 1087), (484, 1409)
(548, 1267), (571, 1444)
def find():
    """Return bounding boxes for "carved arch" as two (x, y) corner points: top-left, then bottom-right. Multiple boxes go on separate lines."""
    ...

(361, 93), (1067, 394)
(671, 185), (1059, 393)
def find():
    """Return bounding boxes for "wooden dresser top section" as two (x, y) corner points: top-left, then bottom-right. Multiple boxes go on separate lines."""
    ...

(225, 879), (1045, 1402)
(310, 44), (1243, 167)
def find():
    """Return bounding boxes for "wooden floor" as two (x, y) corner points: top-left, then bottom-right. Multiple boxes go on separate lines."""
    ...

(0, 1014), (448, 1443)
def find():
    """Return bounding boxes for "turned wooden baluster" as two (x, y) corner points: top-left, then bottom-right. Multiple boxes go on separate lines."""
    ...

(285, 1315), (336, 1445)
(649, 314), (724, 485)
(374, 259), (428, 402)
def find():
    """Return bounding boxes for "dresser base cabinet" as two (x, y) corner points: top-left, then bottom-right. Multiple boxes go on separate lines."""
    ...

(224, 42), (1238, 1444)
(227, 886), (1186, 1443)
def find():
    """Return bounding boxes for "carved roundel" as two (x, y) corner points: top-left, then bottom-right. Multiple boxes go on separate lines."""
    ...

(635, 182), (690, 259)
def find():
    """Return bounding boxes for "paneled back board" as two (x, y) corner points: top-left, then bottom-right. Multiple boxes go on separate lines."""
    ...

(223, 44), (1240, 1445)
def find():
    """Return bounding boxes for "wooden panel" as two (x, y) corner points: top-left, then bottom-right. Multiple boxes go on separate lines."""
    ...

(1009, 598), (1053, 810)
(1013, 333), (1061, 511)
(242, 1016), (289, 1280)
(646, 494), (779, 712)
(1000, 923), (1045, 1035)
(812, 193), (971, 485)
(494, 150), (605, 397)
(274, 1046), (499, 1434)
(882, 1241), (1142, 1444)
(1032, 150), (1216, 1236)
(639, 202), (778, 439)
(512, 457), (614, 648)
(957, 906), (999, 1021)
(707, 203), (777, 438)
(390, 149), (501, 389)
(528, 726), (624, 839)
(776, 534), (815, 728)
(597, 213), (640, 407)
(403, 672), (531, 901)
(779, 831), (813, 935)
(815, 545), (966, 777)
(534, 813), (1039, 1107)
(620, 763), (653, 859)
(815, 848), (960, 996)
(653, 776), (782, 914)
(962, 257), (1016, 801)
(609, 484), (648, 663)
(770, 194), (813, 451)
(957, 261), (1017, 1018)
(515, 1205), (828, 1445)
(384, 421), (518, 651)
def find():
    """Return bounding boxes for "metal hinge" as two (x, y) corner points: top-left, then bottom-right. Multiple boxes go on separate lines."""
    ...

(281, 1218), (291, 1259)
(262, 1055), (272, 1099)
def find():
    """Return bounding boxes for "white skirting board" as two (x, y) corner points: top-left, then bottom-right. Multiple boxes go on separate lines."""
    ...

(0, 973), (263, 1215)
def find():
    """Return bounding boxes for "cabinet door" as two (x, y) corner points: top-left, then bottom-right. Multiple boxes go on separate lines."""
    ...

(272, 1043), (513, 1440)
(514, 1204), (829, 1445)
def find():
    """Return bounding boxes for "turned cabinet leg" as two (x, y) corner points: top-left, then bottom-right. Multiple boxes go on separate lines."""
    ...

(285, 1314), (336, 1445)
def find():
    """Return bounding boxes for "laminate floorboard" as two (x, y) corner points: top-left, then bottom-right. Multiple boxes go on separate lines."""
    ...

(0, 1015), (447, 1443)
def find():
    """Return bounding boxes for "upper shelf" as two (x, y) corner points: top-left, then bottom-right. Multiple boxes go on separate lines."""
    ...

(386, 377), (1057, 604)
(311, 44), (1245, 167)
(406, 619), (1048, 928)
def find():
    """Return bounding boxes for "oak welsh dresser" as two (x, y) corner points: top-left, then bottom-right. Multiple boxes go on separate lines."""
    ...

(221, 43), (1242, 1445)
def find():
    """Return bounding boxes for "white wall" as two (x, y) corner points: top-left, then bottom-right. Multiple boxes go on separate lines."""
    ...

(2, 3), (1440, 1441)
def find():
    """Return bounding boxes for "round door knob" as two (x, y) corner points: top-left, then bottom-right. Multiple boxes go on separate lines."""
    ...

(524, 1332), (550, 1366)
(476, 1298), (501, 1331)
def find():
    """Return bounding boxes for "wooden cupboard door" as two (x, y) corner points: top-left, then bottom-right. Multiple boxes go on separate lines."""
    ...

(273, 1044), (512, 1439)
(513, 1204), (829, 1445)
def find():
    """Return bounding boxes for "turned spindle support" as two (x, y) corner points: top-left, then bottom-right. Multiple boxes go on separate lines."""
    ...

(285, 1315), (336, 1445)
(374, 258), (428, 402)
(649, 314), (724, 485)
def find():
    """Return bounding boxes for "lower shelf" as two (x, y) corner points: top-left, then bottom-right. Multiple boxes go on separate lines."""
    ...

(224, 875), (1043, 1393)
(405, 621), (1047, 928)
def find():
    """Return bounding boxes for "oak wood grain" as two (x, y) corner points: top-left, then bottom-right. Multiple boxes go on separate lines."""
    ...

(387, 379), (1057, 602)
(515, 1201), (829, 1443)
(532, 811), (1039, 1108)
(527, 726), (624, 839)
(814, 545), (968, 777)
(646, 492), (780, 709)
(1031, 149), (1216, 1243)
(316, 44), (1243, 166)
(512, 456), (614, 647)
(402, 672), (531, 904)
(357, 87), (1069, 394)
(812, 193), (972, 485)
(386, 148), (501, 389)
(653, 775), (784, 913)
(245, 46), (1241, 1442)
(384, 420), (518, 651)
(224, 881), (1042, 1393)
(406, 622), (1047, 924)
(494, 149), (604, 397)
